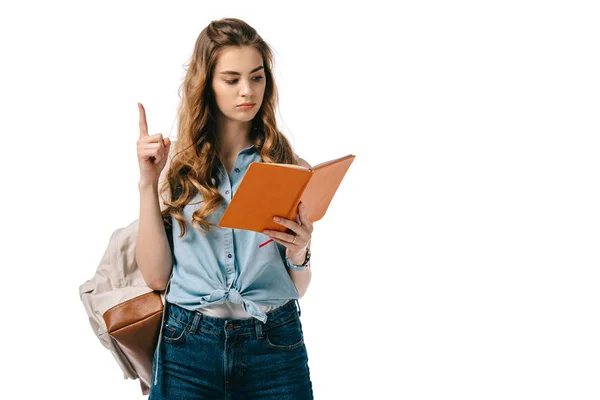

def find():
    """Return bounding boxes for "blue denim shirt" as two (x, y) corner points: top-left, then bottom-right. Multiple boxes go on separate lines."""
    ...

(166, 144), (300, 323)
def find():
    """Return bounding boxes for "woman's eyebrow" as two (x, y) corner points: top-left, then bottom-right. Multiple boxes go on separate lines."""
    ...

(219, 66), (264, 75)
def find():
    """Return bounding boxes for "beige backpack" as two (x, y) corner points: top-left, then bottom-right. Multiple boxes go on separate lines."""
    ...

(79, 146), (174, 395)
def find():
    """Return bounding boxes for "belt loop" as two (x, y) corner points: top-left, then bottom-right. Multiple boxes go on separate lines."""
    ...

(190, 311), (202, 334)
(254, 318), (263, 339)
(295, 299), (301, 317)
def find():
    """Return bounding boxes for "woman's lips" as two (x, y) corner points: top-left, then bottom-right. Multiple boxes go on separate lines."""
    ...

(238, 104), (255, 110)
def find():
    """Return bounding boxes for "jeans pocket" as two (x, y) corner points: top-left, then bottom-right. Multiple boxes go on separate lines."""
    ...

(163, 312), (189, 344)
(264, 316), (304, 351)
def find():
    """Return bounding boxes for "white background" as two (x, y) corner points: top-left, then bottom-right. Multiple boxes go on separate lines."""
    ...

(1, 1), (599, 399)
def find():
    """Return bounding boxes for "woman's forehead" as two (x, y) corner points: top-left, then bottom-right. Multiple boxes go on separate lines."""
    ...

(216, 46), (263, 74)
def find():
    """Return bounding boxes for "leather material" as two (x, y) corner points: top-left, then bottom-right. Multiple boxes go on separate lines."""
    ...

(104, 291), (164, 388)
(104, 291), (163, 332)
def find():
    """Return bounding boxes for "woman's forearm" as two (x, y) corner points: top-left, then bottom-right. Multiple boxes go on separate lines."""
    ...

(288, 265), (311, 298)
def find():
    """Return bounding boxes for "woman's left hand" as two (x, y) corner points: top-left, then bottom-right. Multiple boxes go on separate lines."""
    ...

(264, 201), (313, 264)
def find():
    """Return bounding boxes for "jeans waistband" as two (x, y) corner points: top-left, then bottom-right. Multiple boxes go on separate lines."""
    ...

(165, 299), (301, 338)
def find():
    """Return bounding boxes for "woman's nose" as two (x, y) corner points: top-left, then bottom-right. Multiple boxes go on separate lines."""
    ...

(240, 80), (253, 96)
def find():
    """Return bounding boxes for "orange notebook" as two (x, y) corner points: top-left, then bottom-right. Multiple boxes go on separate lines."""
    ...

(218, 154), (356, 233)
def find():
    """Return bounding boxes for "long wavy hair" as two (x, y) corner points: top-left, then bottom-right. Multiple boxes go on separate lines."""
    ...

(160, 18), (298, 238)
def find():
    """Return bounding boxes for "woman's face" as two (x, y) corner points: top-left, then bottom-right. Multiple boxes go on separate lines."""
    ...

(211, 46), (266, 123)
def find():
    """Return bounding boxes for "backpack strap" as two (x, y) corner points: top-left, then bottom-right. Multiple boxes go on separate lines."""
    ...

(154, 217), (175, 387)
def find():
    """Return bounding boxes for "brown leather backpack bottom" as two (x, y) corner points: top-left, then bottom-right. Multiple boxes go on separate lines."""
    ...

(103, 291), (164, 384)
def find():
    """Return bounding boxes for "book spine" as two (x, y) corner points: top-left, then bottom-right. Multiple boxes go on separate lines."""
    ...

(285, 172), (312, 221)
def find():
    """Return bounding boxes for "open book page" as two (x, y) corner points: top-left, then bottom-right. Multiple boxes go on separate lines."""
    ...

(252, 162), (308, 170)
(256, 154), (354, 171)
(312, 154), (356, 170)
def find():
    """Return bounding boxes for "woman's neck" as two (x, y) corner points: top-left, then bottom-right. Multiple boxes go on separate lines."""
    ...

(215, 116), (254, 159)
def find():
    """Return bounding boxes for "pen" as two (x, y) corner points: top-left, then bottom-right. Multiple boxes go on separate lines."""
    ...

(259, 238), (273, 248)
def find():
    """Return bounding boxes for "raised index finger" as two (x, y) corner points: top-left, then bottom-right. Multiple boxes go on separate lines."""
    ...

(138, 102), (148, 138)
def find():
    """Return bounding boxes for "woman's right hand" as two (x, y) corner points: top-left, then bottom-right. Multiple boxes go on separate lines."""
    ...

(137, 102), (171, 187)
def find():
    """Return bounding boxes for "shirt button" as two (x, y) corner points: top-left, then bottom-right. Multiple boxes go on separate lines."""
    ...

(234, 168), (240, 173)
(225, 190), (230, 195)
(227, 253), (232, 259)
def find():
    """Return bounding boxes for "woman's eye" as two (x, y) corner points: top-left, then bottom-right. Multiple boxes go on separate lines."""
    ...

(225, 76), (264, 85)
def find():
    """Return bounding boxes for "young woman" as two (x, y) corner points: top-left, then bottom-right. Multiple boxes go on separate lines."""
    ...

(136, 18), (314, 399)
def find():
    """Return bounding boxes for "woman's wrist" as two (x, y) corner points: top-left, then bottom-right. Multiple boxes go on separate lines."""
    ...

(286, 247), (311, 269)
(288, 247), (307, 264)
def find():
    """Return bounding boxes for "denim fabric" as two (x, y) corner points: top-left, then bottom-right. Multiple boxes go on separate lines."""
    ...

(166, 144), (301, 323)
(149, 299), (314, 399)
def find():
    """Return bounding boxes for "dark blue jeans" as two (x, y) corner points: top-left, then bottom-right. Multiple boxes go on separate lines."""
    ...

(149, 299), (314, 399)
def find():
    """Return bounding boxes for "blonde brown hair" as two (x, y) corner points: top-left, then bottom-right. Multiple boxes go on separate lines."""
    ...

(160, 18), (298, 238)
